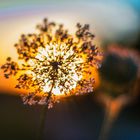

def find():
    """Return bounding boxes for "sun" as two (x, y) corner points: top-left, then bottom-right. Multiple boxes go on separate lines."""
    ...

(28, 42), (83, 95)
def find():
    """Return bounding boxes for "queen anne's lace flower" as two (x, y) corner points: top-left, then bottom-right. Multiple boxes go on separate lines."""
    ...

(1, 18), (101, 108)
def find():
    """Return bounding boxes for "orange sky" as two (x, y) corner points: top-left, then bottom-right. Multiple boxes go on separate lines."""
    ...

(0, 16), (100, 95)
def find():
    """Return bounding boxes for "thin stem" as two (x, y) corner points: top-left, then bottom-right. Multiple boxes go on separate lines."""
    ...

(98, 97), (123, 140)
(38, 104), (49, 140)
(38, 82), (55, 140)
(98, 101), (113, 140)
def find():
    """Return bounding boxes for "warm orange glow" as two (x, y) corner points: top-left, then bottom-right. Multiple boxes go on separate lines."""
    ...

(0, 19), (101, 96)
(0, 49), (100, 96)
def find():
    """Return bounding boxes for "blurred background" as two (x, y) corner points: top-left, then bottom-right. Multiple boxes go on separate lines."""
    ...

(0, 0), (140, 140)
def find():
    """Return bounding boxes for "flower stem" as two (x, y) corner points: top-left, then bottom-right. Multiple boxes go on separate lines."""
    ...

(98, 97), (123, 140)
(38, 105), (48, 140)
(38, 82), (55, 140)
(98, 103), (114, 140)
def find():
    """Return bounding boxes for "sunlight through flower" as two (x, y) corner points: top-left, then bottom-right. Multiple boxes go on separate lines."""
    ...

(1, 18), (101, 108)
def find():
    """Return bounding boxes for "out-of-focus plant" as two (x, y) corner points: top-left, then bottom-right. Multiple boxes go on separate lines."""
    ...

(97, 44), (140, 140)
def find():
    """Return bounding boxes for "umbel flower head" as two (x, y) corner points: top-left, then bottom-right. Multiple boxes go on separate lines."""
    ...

(1, 18), (101, 108)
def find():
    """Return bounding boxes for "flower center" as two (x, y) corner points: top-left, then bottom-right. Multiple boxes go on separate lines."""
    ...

(50, 61), (60, 70)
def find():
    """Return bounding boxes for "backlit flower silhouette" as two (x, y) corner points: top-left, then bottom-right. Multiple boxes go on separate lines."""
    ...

(1, 18), (101, 108)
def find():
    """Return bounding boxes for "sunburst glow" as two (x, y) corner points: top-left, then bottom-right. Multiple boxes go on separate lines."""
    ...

(29, 42), (83, 95)
(1, 18), (101, 108)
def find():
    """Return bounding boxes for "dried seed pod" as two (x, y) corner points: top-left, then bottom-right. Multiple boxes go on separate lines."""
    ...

(1, 18), (101, 108)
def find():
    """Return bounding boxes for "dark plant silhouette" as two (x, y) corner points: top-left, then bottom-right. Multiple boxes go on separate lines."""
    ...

(1, 18), (101, 108)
